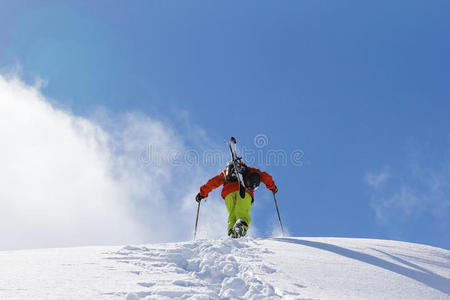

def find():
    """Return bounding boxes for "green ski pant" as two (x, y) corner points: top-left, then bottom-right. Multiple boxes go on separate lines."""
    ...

(225, 191), (252, 234)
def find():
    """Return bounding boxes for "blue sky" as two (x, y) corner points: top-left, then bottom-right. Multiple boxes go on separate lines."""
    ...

(1, 1), (449, 249)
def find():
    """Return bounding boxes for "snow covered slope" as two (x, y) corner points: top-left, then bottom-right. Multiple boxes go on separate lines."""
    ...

(0, 237), (449, 299)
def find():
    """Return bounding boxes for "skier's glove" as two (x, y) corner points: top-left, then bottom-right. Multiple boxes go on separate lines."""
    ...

(272, 185), (278, 194)
(196, 193), (206, 203)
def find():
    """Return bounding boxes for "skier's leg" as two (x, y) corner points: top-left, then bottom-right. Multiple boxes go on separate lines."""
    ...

(233, 192), (252, 236)
(225, 191), (238, 234)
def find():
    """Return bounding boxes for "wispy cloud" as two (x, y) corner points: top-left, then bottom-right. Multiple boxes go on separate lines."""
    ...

(365, 168), (390, 189)
(365, 152), (450, 231)
(0, 74), (226, 250)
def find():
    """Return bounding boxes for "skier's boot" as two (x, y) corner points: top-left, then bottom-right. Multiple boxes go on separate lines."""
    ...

(228, 228), (238, 238)
(229, 219), (248, 238)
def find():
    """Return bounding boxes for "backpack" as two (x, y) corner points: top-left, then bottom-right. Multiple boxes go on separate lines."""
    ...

(225, 161), (261, 190)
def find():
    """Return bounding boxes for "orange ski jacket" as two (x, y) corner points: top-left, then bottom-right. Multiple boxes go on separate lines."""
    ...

(199, 166), (275, 202)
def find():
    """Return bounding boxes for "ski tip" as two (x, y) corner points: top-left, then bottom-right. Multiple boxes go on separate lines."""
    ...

(230, 136), (236, 143)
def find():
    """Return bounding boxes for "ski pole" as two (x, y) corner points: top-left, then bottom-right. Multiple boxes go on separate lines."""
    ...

(272, 191), (285, 236)
(193, 201), (201, 240)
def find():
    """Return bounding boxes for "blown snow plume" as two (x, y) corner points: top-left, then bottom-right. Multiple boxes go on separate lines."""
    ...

(0, 74), (225, 250)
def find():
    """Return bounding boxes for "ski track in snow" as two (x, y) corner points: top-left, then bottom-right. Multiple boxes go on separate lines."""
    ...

(108, 238), (282, 300)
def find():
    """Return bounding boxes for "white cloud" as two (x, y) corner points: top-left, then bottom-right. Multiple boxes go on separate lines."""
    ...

(0, 74), (226, 250)
(365, 160), (450, 228)
(365, 168), (390, 188)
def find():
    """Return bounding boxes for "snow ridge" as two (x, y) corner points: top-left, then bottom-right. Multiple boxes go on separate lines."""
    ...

(110, 238), (280, 300)
(1, 237), (448, 299)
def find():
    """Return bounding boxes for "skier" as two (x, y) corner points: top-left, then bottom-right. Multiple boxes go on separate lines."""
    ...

(196, 161), (277, 238)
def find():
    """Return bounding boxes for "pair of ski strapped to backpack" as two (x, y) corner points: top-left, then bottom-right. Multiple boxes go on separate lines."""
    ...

(226, 136), (261, 198)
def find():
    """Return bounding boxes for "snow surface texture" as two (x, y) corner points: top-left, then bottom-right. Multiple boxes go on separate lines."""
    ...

(0, 238), (449, 299)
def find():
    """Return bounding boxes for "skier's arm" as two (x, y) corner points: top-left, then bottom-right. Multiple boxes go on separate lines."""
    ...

(248, 167), (276, 191)
(199, 171), (226, 197)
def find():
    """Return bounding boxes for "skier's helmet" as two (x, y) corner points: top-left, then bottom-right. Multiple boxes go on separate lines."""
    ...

(245, 172), (261, 190)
